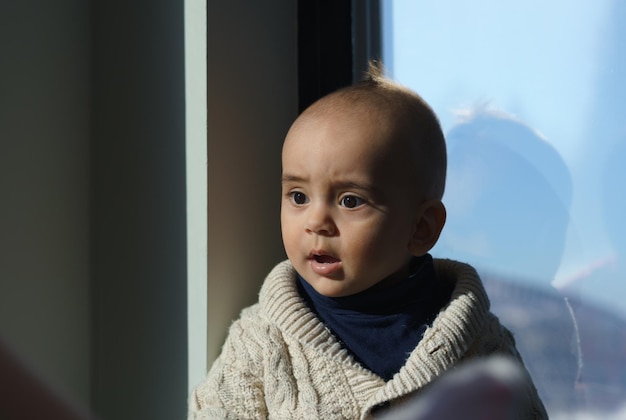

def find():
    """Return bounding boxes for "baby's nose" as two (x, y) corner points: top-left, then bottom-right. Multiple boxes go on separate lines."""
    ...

(305, 204), (336, 236)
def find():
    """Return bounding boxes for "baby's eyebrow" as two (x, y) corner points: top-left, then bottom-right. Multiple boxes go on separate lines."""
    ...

(333, 181), (381, 195)
(281, 174), (306, 184)
(281, 174), (382, 196)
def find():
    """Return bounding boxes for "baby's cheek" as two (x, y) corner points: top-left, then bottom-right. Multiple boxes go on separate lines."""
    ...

(281, 227), (300, 259)
(361, 227), (412, 268)
(353, 233), (393, 264)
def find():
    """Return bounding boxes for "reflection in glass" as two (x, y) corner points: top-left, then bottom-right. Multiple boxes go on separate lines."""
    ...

(383, 0), (626, 416)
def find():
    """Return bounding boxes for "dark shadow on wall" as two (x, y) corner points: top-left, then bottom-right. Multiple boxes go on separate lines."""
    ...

(297, 0), (354, 112)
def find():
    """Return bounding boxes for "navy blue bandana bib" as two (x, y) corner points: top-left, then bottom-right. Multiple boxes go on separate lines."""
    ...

(297, 254), (453, 381)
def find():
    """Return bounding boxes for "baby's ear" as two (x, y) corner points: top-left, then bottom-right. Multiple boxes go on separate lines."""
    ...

(408, 199), (447, 256)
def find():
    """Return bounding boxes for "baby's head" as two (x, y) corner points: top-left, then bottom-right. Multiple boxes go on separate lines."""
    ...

(281, 64), (447, 297)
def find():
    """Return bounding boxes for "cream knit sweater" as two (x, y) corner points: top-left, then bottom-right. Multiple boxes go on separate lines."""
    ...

(189, 259), (547, 419)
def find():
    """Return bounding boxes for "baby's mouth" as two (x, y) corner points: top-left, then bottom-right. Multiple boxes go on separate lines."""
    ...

(309, 251), (342, 276)
(314, 254), (340, 264)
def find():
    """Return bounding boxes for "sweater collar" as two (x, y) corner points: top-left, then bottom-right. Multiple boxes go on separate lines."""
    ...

(258, 258), (491, 400)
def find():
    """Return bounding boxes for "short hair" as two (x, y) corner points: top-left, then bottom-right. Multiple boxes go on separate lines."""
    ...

(303, 61), (447, 200)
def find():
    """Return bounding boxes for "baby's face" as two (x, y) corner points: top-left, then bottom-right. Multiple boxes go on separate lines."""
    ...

(280, 107), (422, 297)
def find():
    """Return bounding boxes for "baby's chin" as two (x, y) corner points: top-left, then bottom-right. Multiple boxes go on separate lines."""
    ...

(301, 272), (385, 298)
(302, 276), (353, 298)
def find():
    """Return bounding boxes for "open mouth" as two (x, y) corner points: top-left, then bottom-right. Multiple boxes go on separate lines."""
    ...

(314, 254), (340, 264)
(309, 251), (342, 276)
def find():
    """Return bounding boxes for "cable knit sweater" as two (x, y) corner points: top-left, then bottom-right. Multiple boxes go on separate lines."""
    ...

(189, 259), (547, 419)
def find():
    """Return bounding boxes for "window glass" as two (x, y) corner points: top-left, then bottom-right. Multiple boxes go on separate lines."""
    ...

(383, 0), (626, 415)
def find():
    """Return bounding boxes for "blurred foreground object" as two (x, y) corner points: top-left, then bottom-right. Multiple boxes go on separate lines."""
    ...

(380, 356), (524, 420)
(0, 339), (92, 420)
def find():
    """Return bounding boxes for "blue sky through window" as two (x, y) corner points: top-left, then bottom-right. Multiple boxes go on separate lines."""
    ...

(383, 0), (626, 321)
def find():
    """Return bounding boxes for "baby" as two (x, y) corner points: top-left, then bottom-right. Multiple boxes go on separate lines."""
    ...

(189, 65), (547, 419)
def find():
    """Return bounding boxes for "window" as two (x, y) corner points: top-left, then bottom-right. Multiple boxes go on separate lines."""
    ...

(383, 0), (626, 416)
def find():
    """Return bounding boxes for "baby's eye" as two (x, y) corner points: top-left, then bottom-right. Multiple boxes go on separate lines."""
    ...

(289, 191), (309, 205)
(339, 195), (366, 209)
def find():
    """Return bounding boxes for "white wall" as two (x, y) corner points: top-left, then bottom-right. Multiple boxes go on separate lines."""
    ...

(186, 0), (209, 395)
